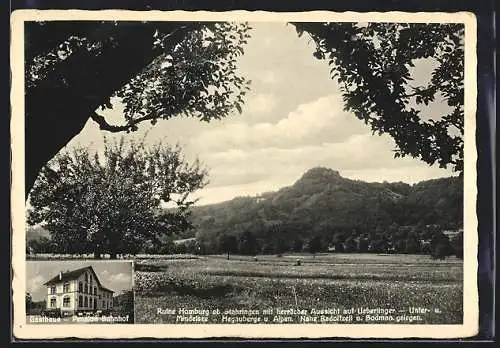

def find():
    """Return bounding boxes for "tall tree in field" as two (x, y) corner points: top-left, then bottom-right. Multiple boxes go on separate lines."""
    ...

(27, 138), (208, 259)
(308, 235), (323, 258)
(293, 22), (465, 173)
(238, 230), (257, 256)
(218, 233), (238, 260)
(24, 21), (251, 197)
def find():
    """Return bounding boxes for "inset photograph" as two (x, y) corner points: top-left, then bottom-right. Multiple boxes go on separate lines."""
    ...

(26, 261), (134, 324)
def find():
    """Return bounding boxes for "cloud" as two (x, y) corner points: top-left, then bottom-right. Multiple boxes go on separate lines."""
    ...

(243, 93), (278, 115)
(60, 22), (456, 208)
(27, 275), (45, 294)
(191, 94), (367, 153)
(103, 272), (133, 294)
(109, 272), (130, 284)
(193, 132), (453, 205)
(256, 70), (279, 85)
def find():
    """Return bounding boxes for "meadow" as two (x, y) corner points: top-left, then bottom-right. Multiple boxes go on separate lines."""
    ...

(134, 253), (463, 324)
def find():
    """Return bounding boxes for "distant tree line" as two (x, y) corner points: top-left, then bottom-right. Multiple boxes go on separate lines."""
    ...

(195, 223), (463, 260)
(28, 221), (463, 261)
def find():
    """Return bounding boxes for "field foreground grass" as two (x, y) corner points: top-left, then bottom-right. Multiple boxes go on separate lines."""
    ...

(134, 253), (463, 325)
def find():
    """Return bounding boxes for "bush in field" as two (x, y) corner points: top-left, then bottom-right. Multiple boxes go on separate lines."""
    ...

(183, 239), (201, 254)
(431, 243), (449, 260)
(431, 232), (453, 259)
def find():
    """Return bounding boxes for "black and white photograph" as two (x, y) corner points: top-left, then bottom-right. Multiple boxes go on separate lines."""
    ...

(25, 261), (134, 324)
(11, 10), (478, 339)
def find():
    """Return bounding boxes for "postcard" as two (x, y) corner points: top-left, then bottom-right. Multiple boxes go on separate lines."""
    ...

(11, 9), (478, 339)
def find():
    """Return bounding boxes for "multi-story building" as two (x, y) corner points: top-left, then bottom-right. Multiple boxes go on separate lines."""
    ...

(43, 266), (114, 316)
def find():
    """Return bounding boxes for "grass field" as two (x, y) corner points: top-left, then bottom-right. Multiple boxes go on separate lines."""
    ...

(134, 253), (463, 324)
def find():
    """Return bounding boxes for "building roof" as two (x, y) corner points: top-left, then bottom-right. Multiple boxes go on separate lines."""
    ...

(43, 266), (114, 293)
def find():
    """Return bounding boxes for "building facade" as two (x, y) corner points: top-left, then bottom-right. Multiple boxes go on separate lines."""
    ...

(44, 266), (114, 316)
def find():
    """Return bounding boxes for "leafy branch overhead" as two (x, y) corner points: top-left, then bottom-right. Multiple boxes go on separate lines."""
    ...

(292, 22), (464, 173)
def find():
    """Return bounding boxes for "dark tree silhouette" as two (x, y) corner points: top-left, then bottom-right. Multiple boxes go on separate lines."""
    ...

(218, 234), (238, 260)
(24, 21), (251, 197)
(308, 235), (323, 258)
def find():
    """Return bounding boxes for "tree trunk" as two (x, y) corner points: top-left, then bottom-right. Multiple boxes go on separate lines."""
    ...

(227, 252), (230, 260)
(25, 109), (91, 199)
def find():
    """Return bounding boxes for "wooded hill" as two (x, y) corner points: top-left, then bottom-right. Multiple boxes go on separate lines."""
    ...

(191, 167), (463, 256)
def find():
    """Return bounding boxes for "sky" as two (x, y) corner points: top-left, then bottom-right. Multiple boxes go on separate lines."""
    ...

(65, 22), (454, 206)
(26, 261), (133, 302)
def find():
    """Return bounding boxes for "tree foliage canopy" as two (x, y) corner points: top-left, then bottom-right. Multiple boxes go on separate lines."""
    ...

(293, 22), (464, 173)
(27, 138), (208, 258)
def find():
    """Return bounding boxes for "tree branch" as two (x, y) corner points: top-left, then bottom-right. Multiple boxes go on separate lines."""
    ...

(90, 111), (157, 133)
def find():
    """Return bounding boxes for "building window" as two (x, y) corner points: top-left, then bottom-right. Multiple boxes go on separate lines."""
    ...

(78, 282), (83, 292)
(63, 282), (70, 292)
(102, 300), (106, 309)
(78, 295), (82, 308)
(98, 294), (101, 299)
(93, 287), (97, 295)
(63, 296), (70, 307)
(50, 286), (56, 294)
(50, 297), (56, 308)
(109, 300), (113, 308)
(84, 296), (88, 308)
(84, 284), (88, 294)
(85, 273), (88, 282)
